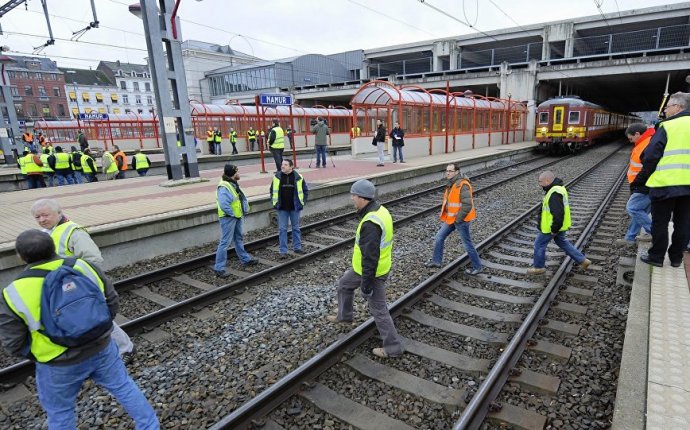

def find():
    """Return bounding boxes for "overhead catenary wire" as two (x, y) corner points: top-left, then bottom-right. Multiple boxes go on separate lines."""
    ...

(416, 0), (499, 41)
(346, 0), (439, 37)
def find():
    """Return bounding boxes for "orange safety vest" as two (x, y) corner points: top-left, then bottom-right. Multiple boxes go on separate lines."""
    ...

(627, 128), (655, 183)
(113, 151), (128, 171)
(440, 178), (476, 224)
(23, 132), (34, 143)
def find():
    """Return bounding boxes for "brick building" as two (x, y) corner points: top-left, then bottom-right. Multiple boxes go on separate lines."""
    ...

(6, 55), (69, 123)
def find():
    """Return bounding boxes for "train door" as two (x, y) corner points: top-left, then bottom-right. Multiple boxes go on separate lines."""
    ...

(552, 106), (565, 132)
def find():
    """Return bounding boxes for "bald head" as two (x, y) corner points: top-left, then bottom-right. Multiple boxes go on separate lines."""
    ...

(538, 171), (555, 187)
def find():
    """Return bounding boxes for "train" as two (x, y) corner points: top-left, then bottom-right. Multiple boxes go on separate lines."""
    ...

(535, 96), (637, 154)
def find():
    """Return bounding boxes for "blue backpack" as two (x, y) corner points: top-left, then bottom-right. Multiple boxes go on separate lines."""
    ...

(20, 258), (113, 347)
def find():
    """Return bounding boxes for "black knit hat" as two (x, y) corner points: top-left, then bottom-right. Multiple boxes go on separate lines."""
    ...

(224, 164), (238, 177)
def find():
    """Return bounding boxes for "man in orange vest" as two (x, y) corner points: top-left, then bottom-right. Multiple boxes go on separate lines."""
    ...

(616, 123), (655, 247)
(424, 163), (483, 275)
(112, 145), (128, 179)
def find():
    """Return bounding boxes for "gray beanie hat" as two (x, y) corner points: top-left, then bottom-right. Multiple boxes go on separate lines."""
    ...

(350, 179), (376, 200)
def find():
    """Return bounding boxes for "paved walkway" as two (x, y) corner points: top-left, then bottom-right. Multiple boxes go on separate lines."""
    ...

(0, 141), (536, 249)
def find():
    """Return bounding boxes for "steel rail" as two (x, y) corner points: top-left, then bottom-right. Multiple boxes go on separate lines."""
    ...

(209, 146), (625, 429)
(0, 156), (561, 386)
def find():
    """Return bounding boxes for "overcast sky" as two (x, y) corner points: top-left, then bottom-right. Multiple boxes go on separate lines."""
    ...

(0, 0), (687, 69)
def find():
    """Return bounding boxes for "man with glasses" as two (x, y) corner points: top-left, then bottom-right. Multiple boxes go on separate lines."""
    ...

(424, 163), (483, 275)
(637, 92), (690, 268)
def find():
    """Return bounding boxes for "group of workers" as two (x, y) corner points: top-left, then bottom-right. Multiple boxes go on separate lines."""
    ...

(205, 121), (297, 158)
(619, 91), (690, 265)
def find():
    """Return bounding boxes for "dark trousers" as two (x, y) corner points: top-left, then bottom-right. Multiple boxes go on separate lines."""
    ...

(27, 174), (46, 189)
(648, 195), (690, 264)
(269, 148), (283, 171)
(231, 141), (238, 154)
(207, 141), (214, 154)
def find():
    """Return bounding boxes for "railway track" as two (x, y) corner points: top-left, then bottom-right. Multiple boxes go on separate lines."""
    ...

(0, 154), (568, 383)
(209, 146), (629, 429)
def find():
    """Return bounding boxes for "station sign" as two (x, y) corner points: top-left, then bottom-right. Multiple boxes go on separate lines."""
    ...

(18, 120), (26, 129)
(259, 93), (293, 106)
(79, 112), (109, 121)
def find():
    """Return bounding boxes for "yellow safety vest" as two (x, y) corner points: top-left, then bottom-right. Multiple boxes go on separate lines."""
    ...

(646, 116), (690, 188)
(229, 130), (238, 143)
(103, 153), (118, 174)
(271, 174), (305, 208)
(71, 152), (83, 172)
(18, 156), (27, 174)
(23, 154), (42, 174)
(133, 153), (150, 169)
(214, 132), (222, 143)
(81, 154), (95, 174)
(540, 186), (572, 234)
(2, 258), (105, 363)
(247, 130), (257, 141)
(216, 180), (246, 218)
(206, 130), (214, 142)
(352, 205), (394, 277)
(270, 127), (285, 149)
(40, 153), (53, 173)
(54, 152), (71, 170)
(50, 221), (82, 257)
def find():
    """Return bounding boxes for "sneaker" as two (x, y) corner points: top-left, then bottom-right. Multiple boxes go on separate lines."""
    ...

(326, 315), (352, 324)
(400, 161), (406, 163)
(278, 254), (289, 260)
(526, 267), (546, 275)
(393, 160), (397, 163)
(293, 249), (305, 254)
(122, 348), (137, 365)
(637, 233), (652, 242)
(372, 348), (388, 358)
(671, 260), (682, 268)
(424, 260), (441, 268)
(614, 239), (636, 248)
(215, 270), (231, 278)
(464, 267), (483, 276)
(640, 254), (663, 267)
(376, 163), (384, 167)
(579, 259), (592, 270)
(243, 259), (258, 266)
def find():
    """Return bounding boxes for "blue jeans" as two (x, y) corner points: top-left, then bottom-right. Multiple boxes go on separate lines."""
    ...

(625, 192), (652, 241)
(392, 145), (404, 162)
(214, 216), (252, 271)
(44, 172), (55, 187)
(214, 142), (221, 155)
(27, 175), (46, 189)
(277, 209), (302, 254)
(56, 172), (75, 186)
(432, 221), (482, 270)
(73, 170), (84, 184)
(137, 169), (149, 177)
(533, 231), (585, 268)
(315, 145), (327, 167)
(35, 340), (158, 429)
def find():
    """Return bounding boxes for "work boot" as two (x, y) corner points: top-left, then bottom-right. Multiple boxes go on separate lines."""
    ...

(526, 267), (546, 275)
(579, 259), (592, 270)
(637, 233), (652, 242)
(326, 315), (352, 324)
(614, 239), (636, 248)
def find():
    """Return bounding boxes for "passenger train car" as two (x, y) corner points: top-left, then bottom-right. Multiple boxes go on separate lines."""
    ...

(535, 96), (637, 154)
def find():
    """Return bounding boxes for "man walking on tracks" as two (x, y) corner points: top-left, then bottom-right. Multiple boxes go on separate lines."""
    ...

(214, 164), (257, 278)
(0, 230), (159, 429)
(616, 123), (655, 247)
(327, 179), (404, 358)
(424, 163), (483, 275)
(527, 171), (591, 275)
(638, 92), (690, 268)
(270, 159), (309, 258)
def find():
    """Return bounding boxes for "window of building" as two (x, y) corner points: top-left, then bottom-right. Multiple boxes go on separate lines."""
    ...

(68, 91), (77, 102)
(146, 95), (153, 105)
(98, 107), (107, 113)
(122, 94), (129, 104)
(29, 104), (38, 116)
(568, 111), (580, 124)
(14, 104), (23, 116)
(10, 86), (18, 97)
(7, 71), (16, 79)
(112, 108), (120, 114)
(36, 73), (43, 80)
(111, 93), (119, 103)
(53, 87), (60, 97)
(145, 82), (151, 91)
(57, 104), (66, 117)
(82, 92), (90, 101)
(120, 81), (127, 90)
(72, 107), (79, 116)
(538, 112), (549, 124)
(49, 73), (57, 80)
(24, 86), (33, 96)
(38, 86), (47, 97)
(133, 82), (140, 91)
(19, 71), (29, 79)
(125, 108), (131, 114)
(84, 107), (93, 113)
(135, 95), (142, 105)
(137, 108), (143, 114)
(95, 93), (104, 103)
(42, 104), (50, 115)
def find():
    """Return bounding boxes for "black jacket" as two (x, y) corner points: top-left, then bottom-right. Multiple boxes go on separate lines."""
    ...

(356, 200), (385, 287)
(639, 110), (690, 200)
(375, 124), (386, 143)
(389, 127), (405, 147)
(541, 178), (566, 234)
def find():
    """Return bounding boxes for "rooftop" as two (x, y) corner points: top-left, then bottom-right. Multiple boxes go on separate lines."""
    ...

(58, 68), (114, 86)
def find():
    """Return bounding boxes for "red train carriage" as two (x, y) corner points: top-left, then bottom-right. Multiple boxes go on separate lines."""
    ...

(535, 96), (636, 154)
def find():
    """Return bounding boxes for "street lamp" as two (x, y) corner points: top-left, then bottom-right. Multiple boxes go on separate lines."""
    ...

(65, 70), (81, 130)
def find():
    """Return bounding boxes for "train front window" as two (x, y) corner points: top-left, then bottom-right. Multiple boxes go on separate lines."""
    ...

(568, 111), (580, 124)
(538, 112), (549, 124)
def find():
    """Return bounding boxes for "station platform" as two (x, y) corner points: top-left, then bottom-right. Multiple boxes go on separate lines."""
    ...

(613, 232), (690, 430)
(0, 140), (536, 285)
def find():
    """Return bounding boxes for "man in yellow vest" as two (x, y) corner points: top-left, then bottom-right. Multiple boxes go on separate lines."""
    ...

(616, 123), (655, 247)
(131, 149), (152, 176)
(30, 198), (136, 361)
(213, 127), (222, 155)
(214, 164), (257, 278)
(327, 179), (403, 358)
(80, 148), (98, 182)
(527, 171), (591, 275)
(41, 148), (55, 187)
(206, 128), (215, 154)
(102, 151), (119, 180)
(424, 163), (483, 275)
(23, 149), (45, 189)
(269, 159), (309, 258)
(638, 92), (690, 268)
(246, 127), (257, 151)
(267, 119), (285, 171)
(47, 146), (75, 186)
(0, 230), (159, 429)
(229, 127), (238, 155)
